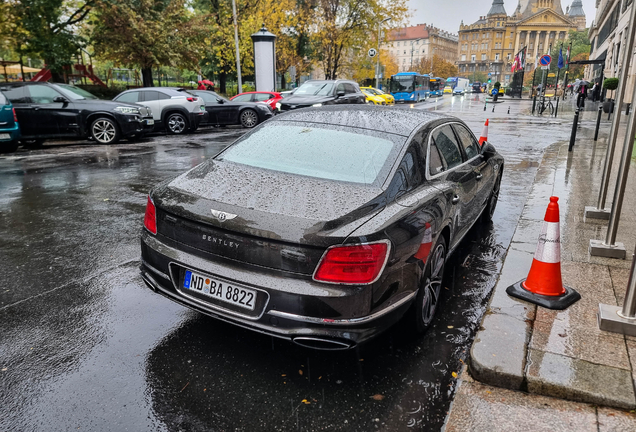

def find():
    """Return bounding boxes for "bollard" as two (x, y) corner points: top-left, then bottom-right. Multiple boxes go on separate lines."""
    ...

(484, 102), (487, 111)
(507, 106), (510, 114)
(532, 94), (537, 114)
(492, 105), (495, 112)
(554, 98), (560, 117)
(568, 108), (580, 152)
(594, 105), (603, 141)
(598, 245), (636, 336)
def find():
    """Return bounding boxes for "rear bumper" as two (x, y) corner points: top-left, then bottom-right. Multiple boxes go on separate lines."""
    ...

(0, 122), (20, 142)
(140, 231), (415, 349)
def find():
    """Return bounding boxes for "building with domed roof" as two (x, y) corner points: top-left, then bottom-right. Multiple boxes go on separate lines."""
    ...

(457, 0), (586, 84)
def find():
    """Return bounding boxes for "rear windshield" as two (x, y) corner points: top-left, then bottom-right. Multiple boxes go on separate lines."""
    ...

(0, 91), (7, 105)
(217, 122), (403, 185)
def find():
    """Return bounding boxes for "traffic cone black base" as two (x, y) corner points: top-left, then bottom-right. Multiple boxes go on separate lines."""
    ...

(506, 279), (581, 310)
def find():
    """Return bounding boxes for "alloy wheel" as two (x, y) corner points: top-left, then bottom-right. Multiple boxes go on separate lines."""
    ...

(421, 243), (445, 326)
(167, 114), (187, 134)
(92, 119), (117, 144)
(240, 109), (258, 128)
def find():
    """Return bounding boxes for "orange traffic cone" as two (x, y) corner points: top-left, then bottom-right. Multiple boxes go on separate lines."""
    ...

(479, 119), (489, 146)
(506, 196), (581, 310)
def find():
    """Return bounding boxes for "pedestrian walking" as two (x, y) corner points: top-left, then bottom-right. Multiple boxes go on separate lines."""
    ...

(197, 81), (206, 90)
(576, 82), (588, 109)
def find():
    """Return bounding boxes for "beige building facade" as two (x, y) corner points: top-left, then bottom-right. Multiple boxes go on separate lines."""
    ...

(587, 0), (634, 102)
(383, 24), (458, 72)
(457, 0), (586, 84)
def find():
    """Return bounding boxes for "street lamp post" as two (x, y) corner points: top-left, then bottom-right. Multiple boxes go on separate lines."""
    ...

(375, 17), (391, 89)
(232, 0), (242, 94)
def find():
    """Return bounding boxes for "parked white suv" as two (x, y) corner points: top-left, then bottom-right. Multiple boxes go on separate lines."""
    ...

(113, 87), (207, 134)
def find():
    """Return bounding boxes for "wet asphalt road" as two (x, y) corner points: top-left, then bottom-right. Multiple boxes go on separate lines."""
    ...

(0, 94), (575, 431)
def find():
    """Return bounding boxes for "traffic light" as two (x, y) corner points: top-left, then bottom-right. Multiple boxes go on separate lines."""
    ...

(488, 78), (492, 83)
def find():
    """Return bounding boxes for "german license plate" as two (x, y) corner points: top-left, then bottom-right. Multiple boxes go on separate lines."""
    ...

(0, 133), (10, 140)
(146, 119), (154, 125)
(183, 270), (256, 310)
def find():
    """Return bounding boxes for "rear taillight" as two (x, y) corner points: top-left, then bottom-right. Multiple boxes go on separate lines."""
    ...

(12, 108), (17, 122)
(144, 196), (157, 234)
(313, 241), (389, 285)
(187, 97), (196, 102)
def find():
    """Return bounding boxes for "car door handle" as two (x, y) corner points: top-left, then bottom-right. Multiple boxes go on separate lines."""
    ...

(33, 107), (40, 110)
(475, 173), (483, 181)
(451, 195), (460, 204)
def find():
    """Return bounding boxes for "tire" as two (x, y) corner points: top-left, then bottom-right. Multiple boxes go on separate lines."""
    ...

(547, 103), (554, 116)
(21, 139), (44, 149)
(166, 112), (188, 135)
(239, 109), (259, 128)
(482, 172), (502, 222)
(90, 117), (120, 144)
(0, 141), (19, 153)
(410, 235), (447, 333)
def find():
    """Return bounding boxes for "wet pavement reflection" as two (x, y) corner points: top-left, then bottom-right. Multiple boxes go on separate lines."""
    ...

(0, 96), (573, 431)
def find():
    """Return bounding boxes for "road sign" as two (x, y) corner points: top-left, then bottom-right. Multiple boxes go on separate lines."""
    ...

(548, 73), (556, 77)
(488, 72), (492, 77)
(539, 54), (552, 66)
(541, 66), (549, 70)
(368, 48), (377, 58)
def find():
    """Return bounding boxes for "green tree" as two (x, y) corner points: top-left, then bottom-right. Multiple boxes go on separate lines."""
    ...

(91, 0), (209, 87)
(10, 0), (93, 81)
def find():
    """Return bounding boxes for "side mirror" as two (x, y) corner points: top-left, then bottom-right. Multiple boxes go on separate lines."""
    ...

(217, 98), (225, 104)
(53, 96), (68, 103)
(480, 141), (497, 159)
(336, 90), (346, 97)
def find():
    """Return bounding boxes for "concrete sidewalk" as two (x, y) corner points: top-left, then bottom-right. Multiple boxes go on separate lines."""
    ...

(444, 115), (636, 429)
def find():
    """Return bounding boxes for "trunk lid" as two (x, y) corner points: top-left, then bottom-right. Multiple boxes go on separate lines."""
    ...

(153, 160), (385, 275)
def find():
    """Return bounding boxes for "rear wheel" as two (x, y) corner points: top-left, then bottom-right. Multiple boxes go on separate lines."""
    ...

(0, 141), (19, 153)
(482, 173), (502, 222)
(91, 117), (120, 144)
(166, 112), (188, 134)
(239, 109), (259, 128)
(411, 235), (447, 333)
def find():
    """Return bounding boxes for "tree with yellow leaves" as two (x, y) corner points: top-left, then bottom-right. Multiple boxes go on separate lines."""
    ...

(412, 55), (458, 79)
(313, 0), (409, 80)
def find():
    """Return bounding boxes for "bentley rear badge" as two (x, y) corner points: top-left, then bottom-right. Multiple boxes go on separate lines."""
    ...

(211, 209), (237, 222)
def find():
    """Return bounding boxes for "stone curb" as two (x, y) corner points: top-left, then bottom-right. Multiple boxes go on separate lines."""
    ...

(468, 139), (636, 410)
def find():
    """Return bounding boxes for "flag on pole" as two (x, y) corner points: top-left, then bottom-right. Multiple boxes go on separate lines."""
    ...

(558, 47), (564, 69)
(566, 45), (571, 67)
(511, 55), (518, 73)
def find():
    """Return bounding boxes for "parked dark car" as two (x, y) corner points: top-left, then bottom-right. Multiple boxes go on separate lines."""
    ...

(190, 90), (273, 128)
(0, 89), (20, 153)
(113, 87), (207, 134)
(0, 82), (153, 146)
(140, 106), (504, 350)
(277, 80), (366, 112)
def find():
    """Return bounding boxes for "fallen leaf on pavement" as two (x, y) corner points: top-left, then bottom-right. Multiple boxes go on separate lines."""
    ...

(370, 394), (385, 401)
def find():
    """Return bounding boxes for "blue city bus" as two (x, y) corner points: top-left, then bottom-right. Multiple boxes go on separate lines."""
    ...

(389, 72), (430, 103)
(429, 77), (444, 96)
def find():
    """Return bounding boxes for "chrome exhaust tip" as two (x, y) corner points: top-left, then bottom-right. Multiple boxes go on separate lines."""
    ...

(292, 337), (354, 350)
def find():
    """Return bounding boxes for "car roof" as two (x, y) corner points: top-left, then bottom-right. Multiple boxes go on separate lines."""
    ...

(126, 87), (188, 95)
(270, 105), (453, 137)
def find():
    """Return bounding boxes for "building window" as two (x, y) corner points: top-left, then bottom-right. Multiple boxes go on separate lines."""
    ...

(471, 54), (476, 61)
(497, 22), (500, 27)
(509, 42), (512, 48)
(481, 54), (486, 60)
(404, 50), (406, 54)
(505, 75), (510, 80)
(495, 53), (500, 61)
(416, 40), (420, 45)
(539, 43), (542, 50)
(462, 54), (466, 61)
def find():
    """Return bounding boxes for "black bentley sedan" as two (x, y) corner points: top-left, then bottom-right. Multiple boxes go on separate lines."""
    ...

(140, 106), (503, 350)
(190, 90), (273, 128)
(0, 82), (153, 147)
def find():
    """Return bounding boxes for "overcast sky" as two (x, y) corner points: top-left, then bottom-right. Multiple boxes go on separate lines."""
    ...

(408, 0), (596, 34)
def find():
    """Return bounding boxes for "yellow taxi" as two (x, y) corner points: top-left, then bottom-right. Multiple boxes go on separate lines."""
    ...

(443, 85), (453, 94)
(360, 86), (394, 105)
